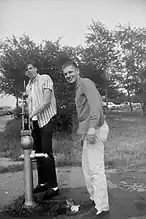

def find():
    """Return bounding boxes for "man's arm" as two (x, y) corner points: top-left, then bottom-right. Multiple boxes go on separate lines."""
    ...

(29, 88), (52, 119)
(82, 79), (102, 129)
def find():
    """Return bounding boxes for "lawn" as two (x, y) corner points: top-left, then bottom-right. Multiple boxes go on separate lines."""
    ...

(105, 111), (146, 171)
(0, 111), (146, 172)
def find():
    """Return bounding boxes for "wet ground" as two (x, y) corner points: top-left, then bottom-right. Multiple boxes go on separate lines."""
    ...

(0, 167), (146, 218)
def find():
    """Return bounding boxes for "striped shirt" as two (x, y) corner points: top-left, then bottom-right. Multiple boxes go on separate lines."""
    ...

(26, 74), (57, 128)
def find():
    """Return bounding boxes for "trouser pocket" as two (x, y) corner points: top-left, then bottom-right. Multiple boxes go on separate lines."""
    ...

(97, 121), (109, 143)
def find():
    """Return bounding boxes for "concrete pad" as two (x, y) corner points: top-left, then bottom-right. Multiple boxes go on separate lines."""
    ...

(0, 158), (23, 168)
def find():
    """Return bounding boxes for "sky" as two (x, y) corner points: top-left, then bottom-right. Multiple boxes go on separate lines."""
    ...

(0, 0), (146, 107)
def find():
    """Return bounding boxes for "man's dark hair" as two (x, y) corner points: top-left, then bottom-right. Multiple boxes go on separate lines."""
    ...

(62, 60), (78, 70)
(25, 61), (37, 70)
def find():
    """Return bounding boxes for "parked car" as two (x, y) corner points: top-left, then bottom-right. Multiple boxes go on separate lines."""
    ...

(102, 101), (107, 111)
(0, 106), (14, 116)
(132, 102), (141, 109)
(106, 102), (121, 110)
(102, 101), (119, 110)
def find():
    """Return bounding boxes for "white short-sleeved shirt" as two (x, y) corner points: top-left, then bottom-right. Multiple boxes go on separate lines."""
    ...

(26, 74), (57, 128)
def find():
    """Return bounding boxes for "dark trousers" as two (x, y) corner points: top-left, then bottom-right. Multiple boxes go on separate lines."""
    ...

(32, 119), (58, 188)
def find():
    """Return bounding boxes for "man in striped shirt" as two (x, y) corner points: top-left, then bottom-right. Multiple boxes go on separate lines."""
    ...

(25, 61), (59, 197)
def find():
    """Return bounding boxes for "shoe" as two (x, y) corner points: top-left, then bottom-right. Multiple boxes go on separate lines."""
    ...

(33, 184), (49, 194)
(96, 210), (109, 218)
(80, 207), (109, 219)
(43, 188), (59, 200)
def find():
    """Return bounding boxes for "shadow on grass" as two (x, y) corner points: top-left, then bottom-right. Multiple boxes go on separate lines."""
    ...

(0, 164), (24, 174)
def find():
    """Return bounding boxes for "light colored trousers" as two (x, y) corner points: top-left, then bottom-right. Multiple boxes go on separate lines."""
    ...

(82, 121), (109, 212)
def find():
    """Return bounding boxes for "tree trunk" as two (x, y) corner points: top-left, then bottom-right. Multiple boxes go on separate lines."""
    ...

(16, 96), (19, 107)
(105, 89), (108, 111)
(127, 89), (133, 112)
(141, 102), (146, 116)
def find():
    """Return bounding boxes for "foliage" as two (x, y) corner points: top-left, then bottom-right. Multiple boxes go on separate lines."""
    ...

(1, 21), (146, 114)
(0, 35), (75, 110)
(53, 112), (73, 133)
(114, 25), (146, 111)
(0, 35), (39, 100)
(79, 21), (120, 97)
(14, 106), (22, 119)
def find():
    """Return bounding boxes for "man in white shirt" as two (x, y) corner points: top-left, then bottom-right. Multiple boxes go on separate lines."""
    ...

(25, 61), (59, 197)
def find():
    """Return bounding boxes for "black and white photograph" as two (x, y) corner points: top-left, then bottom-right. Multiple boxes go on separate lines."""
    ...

(0, 0), (146, 218)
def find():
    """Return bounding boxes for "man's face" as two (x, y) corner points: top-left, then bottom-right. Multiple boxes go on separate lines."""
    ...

(62, 65), (79, 84)
(25, 64), (37, 79)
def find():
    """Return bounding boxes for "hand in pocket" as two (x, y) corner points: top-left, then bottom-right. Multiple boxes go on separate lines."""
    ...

(86, 128), (97, 145)
(99, 124), (109, 143)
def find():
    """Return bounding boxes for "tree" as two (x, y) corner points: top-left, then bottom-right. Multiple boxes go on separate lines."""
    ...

(115, 24), (146, 112)
(0, 35), (76, 113)
(80, 21), (118, 98)
(0, 35), (41, 106)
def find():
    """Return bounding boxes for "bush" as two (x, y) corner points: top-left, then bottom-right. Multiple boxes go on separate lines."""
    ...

(14, 106), (22, 119)
(53, 106), (74, 133)
(14, 105), (74, 133)
(53, 113), (73, 133)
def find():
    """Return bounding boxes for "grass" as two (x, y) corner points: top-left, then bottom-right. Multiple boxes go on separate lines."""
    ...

(0, 111), (146, 172)
(0, 119), (21, 158)
(0, 118), (82, 171)
(105, 111), (146, 170)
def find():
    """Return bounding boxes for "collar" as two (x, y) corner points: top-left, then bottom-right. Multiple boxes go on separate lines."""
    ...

(76, 76), (81, 90)
(29, 74), (39, 86)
